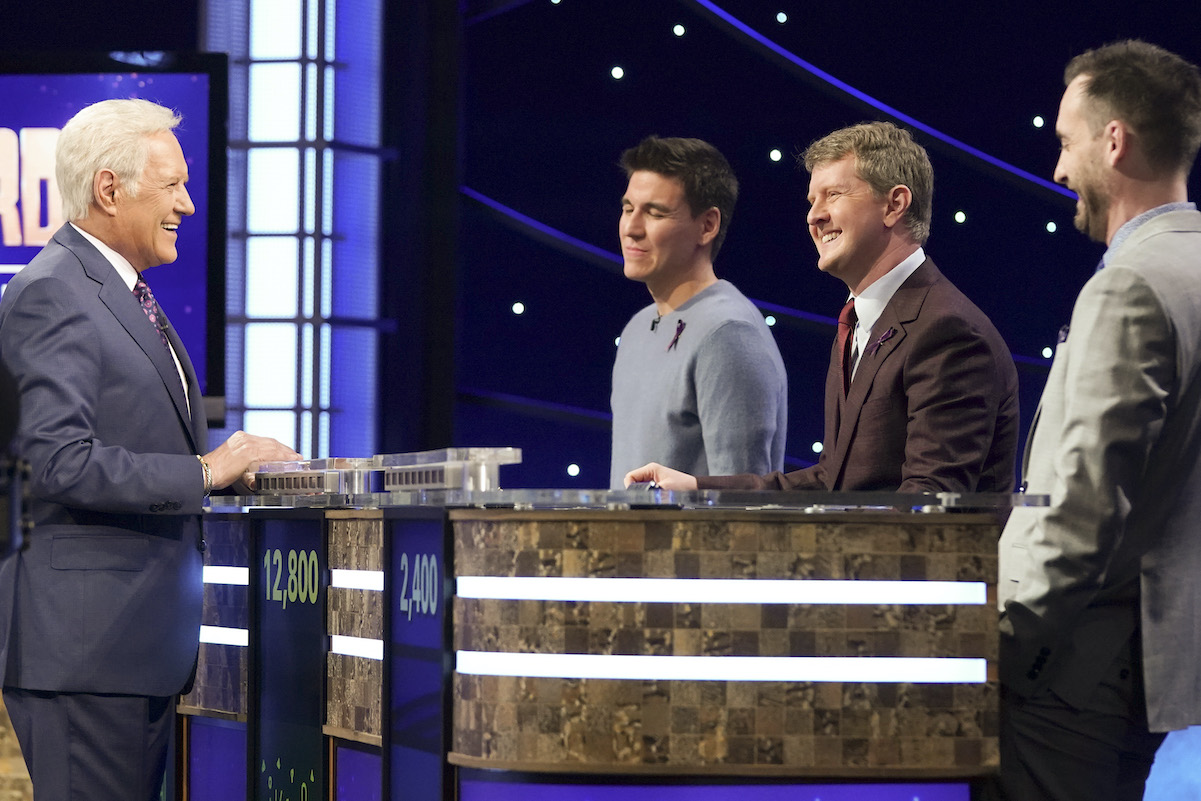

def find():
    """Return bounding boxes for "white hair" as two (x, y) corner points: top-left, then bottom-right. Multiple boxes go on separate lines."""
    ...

(56, 98), (182, 222)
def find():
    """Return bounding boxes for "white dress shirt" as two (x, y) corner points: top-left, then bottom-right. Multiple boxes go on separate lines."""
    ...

(848, 247), (925, 378)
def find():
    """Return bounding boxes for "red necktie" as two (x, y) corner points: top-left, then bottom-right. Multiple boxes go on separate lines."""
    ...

(837, 298), (857, 396)
(132, 276), (171, 352)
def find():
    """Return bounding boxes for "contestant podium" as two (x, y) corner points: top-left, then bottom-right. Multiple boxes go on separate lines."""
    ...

(177, 450), (1025, 800)
(450, 504), (1001, 781)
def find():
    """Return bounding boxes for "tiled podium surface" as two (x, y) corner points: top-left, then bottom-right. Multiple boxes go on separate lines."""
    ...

(450, 508), (1000, 778)
(325, 512), (386, 743)
(179, 500), (1005, 796)
(180, 516), (252, 721)
(4, 498), (1201, 798)
(179, 507), (448, 800)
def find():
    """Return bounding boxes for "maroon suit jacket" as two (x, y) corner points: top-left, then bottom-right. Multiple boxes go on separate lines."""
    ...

(700, 259), (1019, 493)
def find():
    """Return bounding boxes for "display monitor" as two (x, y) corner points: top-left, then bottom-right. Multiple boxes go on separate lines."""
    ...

(0, 51), (228, 422)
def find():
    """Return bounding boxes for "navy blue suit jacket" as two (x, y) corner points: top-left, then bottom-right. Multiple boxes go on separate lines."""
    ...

(0, 224), (206, 696)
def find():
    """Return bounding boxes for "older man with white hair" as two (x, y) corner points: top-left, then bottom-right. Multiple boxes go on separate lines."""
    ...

(0, 98), (299, 800)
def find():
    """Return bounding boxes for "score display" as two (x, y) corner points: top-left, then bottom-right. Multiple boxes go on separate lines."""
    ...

(262, 548), (321, 611)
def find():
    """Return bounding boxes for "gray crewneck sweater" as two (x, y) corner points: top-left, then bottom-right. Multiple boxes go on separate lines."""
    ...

(609, 280), (788, 488)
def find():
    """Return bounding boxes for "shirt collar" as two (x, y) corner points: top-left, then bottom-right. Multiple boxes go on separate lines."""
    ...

(851, 246), (925, 346)
(70, 222), (140, 291)
(1102, 202), (1196, 269)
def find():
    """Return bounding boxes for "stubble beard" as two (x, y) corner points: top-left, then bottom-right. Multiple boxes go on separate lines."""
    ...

(1073, 181), (1111, 244)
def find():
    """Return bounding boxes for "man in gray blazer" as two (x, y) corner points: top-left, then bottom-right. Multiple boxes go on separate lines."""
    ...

(999, 41), (1201, 800)
(0, 99), (299, 799)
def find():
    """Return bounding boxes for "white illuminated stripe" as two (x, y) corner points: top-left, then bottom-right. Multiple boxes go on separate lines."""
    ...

(331, 635), (384, 661)
(457, 651), (986, 684)
(456, 576), (985, 605)
(1, 265), (23, 274)
(199, 625), (249, 647)
(330, 569), (384, 591)
(202, 566), (250, 586)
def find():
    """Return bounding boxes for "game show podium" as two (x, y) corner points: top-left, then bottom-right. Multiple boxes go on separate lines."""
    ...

(176, 452), (1029, 801)
(179, 503), (459, 801)
(448, 496), (1011, 801)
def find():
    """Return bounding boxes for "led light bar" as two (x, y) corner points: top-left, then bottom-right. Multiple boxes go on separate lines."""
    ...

(331, 634), (384, 661)
(202, 566), (250, 586)
(456, 576), (985, 605)
(199, 625), (249, 647)
(330, 569), (385, 591)
(456, 651), (986, 684)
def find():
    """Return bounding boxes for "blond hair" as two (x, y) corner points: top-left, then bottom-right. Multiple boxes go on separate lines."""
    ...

(802, 121), (933, 246)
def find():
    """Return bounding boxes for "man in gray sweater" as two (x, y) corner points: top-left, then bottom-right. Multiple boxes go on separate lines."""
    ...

(609, 136), (787, 489)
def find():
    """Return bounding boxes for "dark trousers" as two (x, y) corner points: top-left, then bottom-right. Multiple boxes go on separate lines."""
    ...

(999, 636), (1166, 801)
(3, 688), (173, 801)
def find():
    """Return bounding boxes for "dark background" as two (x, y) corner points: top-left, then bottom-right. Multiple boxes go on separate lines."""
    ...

(453, 0), (1201, 487)
(6, 0), (1201, 488)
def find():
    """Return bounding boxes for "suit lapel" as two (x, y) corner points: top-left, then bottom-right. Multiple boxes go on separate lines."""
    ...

(59, 226), (200, 453)
(826, 260), (935, 485)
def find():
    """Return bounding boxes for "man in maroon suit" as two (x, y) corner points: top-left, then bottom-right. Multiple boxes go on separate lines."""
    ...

(625, 122), (1019, 494)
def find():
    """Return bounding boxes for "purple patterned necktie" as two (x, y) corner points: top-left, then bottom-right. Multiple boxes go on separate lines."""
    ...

(132, 275), (171, 352)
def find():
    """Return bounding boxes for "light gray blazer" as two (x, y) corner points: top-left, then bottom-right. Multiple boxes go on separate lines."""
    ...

(999, 208), (1201, 732)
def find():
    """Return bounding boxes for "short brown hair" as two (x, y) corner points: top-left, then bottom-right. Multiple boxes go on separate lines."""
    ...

(801, 121), (933, 246)
(621, 136), (739, 259)
(1066, 40), (1201, 175)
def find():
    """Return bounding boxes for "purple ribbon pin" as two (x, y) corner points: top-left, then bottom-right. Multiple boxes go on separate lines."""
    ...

(865, 327), (895, 357)
(667, 320), (686, 351)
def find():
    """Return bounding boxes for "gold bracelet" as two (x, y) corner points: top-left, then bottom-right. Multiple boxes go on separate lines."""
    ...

(197, 454), (213, 496)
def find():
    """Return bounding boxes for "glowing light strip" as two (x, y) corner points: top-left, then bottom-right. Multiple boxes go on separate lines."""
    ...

(750, 296), (836, 327)
(330, 635), (384, 661)
(330, 569), (385, 591)
(199, 625), (249, 647)
(459, 188), (862, 332)
(202, 566), (250, 586)
(457, 651), (986, 683)
(459, 187), (1046, 369)
(1, 265), (23, 274)
(457, 576), (985, 605)
(459, 386), (614, 423)
(690, 0), (1074, 199)
(461, 186), (623, 267)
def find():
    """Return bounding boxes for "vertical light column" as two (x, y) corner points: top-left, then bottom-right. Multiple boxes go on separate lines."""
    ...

(243, 0), (303, 451)
(205, 0), (381, 459)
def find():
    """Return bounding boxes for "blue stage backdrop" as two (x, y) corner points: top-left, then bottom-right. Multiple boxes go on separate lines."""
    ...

(0, 53), (225, 399)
